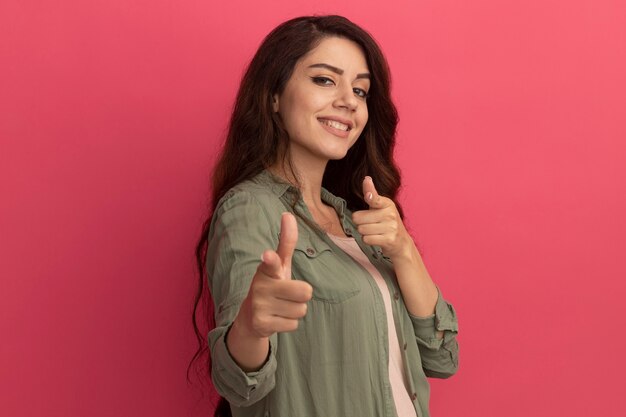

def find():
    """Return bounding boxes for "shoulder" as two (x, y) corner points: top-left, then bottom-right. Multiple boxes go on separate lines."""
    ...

(214, 172), (289, 222)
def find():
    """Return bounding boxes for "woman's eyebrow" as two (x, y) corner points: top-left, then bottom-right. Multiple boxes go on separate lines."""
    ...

(308, 63), (371, 79)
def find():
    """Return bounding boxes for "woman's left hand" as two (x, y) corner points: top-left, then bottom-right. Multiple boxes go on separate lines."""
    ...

(353, 177), (441, 320)
(351, 176), (413, 261)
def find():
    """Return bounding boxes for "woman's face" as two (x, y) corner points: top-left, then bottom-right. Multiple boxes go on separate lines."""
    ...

(273, 36), (370, 168)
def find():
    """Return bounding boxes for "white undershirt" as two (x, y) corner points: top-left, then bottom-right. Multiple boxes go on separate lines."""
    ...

(328, 234), (418, 417)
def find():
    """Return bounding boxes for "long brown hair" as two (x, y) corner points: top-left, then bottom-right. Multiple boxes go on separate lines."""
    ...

(189, 15), (402, 414)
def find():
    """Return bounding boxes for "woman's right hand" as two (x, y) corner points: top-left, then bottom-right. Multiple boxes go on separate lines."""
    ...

(226, 212), (313, 371)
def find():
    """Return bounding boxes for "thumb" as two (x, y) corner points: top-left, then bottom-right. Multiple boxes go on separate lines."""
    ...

(362, 176), (383, 208)
(275, 212), (298, 278)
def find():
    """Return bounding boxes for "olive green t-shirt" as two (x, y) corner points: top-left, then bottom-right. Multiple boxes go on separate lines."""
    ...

(207, 170), (459, 417)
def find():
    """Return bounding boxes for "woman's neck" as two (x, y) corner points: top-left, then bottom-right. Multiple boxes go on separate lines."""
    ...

(268, 160), (346, 237)
(268, 160), (326, 209)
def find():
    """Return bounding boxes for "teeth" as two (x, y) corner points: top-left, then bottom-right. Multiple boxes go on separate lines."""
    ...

(319, 119), (350, 131)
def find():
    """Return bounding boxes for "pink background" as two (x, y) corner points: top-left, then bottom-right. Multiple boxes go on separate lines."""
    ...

(1, 0), (625, 416)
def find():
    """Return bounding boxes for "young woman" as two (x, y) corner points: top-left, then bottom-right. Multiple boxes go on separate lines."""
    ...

(192, 15), (459, 417)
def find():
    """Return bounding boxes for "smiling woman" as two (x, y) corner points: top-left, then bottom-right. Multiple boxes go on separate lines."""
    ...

(191, 15), (459, 417)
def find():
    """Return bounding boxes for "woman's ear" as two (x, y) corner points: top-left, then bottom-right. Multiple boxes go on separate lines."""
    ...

(272, 94), (279, 113)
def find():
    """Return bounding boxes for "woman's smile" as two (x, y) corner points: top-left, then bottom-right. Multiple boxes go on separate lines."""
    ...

(317, 117), (353, 138)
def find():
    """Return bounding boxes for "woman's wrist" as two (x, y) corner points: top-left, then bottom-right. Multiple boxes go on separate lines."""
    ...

(226, 315), (271, 372)
(389, 236), (422, 267)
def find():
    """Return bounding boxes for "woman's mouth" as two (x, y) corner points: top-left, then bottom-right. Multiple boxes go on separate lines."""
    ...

(318, 118), (352, 132)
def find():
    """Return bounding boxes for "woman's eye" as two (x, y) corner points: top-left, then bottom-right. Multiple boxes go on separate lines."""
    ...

(312, 76), (334, 86)
(353, 88), (369, 99)
(312, 77), (368, 99)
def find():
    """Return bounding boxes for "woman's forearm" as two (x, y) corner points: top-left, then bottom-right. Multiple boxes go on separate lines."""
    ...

(392, 241), (444, 338)
(226, 316), (270, 372)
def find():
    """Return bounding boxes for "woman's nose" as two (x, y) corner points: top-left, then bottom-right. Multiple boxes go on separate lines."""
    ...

(333, 84), (358, 111)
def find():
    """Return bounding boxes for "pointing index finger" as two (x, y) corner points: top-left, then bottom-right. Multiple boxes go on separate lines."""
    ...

(276, 212), (298, 275)
(362, 176), (385, 209)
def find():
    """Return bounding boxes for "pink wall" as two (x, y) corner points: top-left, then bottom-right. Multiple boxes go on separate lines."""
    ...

(1, 0), (625, 416)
